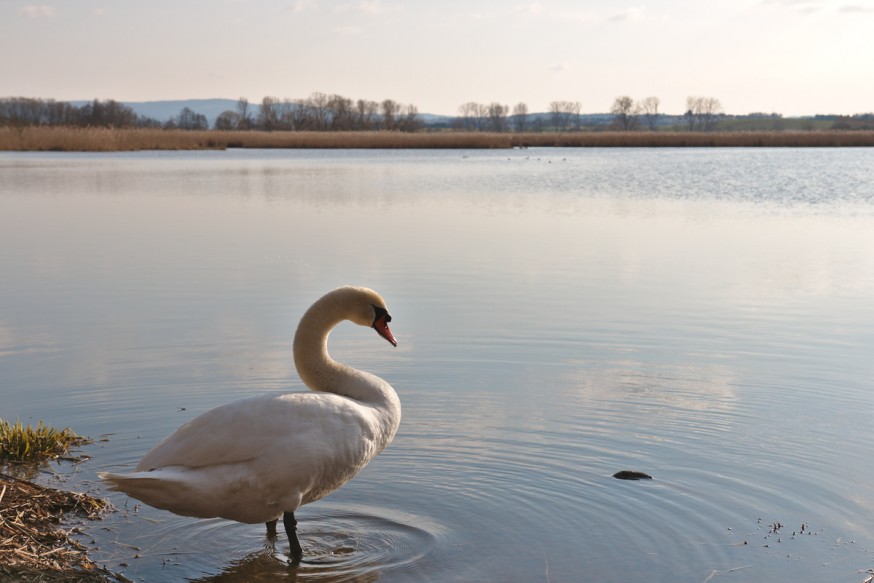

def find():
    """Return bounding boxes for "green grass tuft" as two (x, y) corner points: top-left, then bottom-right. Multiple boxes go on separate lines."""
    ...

(0, 419), (90, 463)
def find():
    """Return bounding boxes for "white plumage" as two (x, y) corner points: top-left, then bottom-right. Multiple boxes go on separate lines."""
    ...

(100, 286), (401, 562)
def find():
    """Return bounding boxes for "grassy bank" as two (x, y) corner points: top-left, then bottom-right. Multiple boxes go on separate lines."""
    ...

(1, 419), (89, 464)
(3, 126), (874, 151)
(1, 420), (116, 580)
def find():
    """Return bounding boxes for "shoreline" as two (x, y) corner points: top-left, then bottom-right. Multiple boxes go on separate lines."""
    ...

(3, 127), (874, 152)
(0, 472), (119, 582)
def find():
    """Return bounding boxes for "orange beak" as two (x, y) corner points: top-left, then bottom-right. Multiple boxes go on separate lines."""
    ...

(372, 314), (398, 347)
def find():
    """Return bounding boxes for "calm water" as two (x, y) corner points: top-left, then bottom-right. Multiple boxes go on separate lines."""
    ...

(2, 148), (873, 582)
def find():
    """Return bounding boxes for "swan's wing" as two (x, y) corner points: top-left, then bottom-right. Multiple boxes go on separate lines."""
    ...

(134, 392), (375, 472)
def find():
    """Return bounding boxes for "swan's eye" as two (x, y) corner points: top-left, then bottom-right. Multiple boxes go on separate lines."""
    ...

(372, 305), (391, 324)
(373, 306), (391, 324)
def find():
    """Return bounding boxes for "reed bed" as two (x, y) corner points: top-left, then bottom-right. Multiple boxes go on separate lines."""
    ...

(0, 127), (512, 151)
(0, 473), (116, 581)
(3, 126), (874, 152)
(511, 130), (874, 148)
(0, 126), (224, 152)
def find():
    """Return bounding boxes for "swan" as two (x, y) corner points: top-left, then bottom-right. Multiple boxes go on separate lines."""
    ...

(99, 286), (400, 564)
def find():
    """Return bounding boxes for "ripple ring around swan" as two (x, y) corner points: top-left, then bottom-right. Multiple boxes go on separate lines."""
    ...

(276, 503), (447, 580)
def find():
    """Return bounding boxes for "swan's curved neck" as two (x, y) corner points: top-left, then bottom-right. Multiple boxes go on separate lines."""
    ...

(292, 294), (396, 410)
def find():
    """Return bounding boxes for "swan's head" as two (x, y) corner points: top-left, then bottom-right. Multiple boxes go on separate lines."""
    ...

(337, 286), (398, 347)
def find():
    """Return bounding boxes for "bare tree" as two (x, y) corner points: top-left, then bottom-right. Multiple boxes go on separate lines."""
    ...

(307, 92), (330, 130)
(380, 99), (399, 130)
(549, 101), (564, 131)
(81, 99), (137, 127)
(698, 97), (723, 131)
(457, 102), (483, 131)
(512, 102), (528, 132)
(258, 97), (281, 130)
(487, 102), (509, 132)
(215, 110), (241, 130)
(328, 94), (354, 130)
(236, 97), (252, 129)
(276, 99), (297, 130)
(568, 101), (582, 130)
(684, 97), (697, 131)
(290, 98), (308, 130)
(356, 99), (380, 130)
(176, 107), (209, 130)
(639, 96), (660, 131)
(549, 101), (581, 131)
(611, 96), (637, 131)
(685, 96), (724, 131)
(397, 104), (422, 132)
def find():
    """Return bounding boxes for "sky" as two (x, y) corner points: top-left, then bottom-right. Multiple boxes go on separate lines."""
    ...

(2, 0), (873, 117)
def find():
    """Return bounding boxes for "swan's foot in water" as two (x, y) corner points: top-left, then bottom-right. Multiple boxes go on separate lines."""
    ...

(266, 518), (278, 539)
(284, 511), (303, 565)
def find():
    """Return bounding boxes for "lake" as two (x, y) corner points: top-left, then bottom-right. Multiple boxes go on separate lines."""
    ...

(2, 147), (873, 582)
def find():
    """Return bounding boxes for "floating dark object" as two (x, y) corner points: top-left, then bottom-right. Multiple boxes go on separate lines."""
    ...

(613, 470), (653, 480)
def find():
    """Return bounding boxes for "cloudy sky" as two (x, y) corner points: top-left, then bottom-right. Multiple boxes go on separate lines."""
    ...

(2, 0), (873, 116)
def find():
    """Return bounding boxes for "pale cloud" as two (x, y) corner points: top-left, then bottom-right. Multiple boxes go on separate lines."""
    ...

(761, 0), (824, 13)
(608, 6), (645, 22)
(92, 8), (106, 17)
(515, 3), (543, 15)
(288, 0), (315, 13)
(548, 9), (595, 23)
(467, 10), (499, 21)
(356, 0), (392, 14)
(839, 3), (874, 12)
(548, 61), (571, 72)
(335, 1), (397, 15)
(334, 25), (361, 36)
(18, 4), (56, 18)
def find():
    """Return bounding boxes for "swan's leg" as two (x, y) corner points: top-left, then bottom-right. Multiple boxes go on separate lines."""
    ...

(283, 511), (303, 564)
(266, 518), (278, 539)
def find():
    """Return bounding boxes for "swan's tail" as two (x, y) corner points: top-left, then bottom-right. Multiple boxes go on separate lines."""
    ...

(99, 468), (215, 518)
(98, 468), (277, 524)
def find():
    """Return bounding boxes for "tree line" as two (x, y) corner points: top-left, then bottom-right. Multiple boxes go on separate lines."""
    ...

(611, 95), (728, 131)
(11, 94), (867, 134)
(454, 101), (585, 132)
(0, 97), (214, 130)
(216, 94), (422, 132)
(0, 94), (422, 132)
(455, 96), (725, 132)
(0, 98), (146, 128)
(0, 94), (717, 133)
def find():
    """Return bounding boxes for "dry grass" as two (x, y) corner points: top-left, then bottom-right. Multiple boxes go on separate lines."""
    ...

(0, 127), (224, 152)
(0, 473), (118, 582)
(0, 127), (512, 151)
(215, 130), (514, 149)
(3, 126), (874, 151)
(510, 130), (874, 148)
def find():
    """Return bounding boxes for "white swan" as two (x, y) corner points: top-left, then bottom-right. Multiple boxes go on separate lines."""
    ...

(100, 286), (400, 564)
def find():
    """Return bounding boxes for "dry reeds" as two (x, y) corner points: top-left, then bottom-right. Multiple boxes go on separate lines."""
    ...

(3, 127), (874, 152)
(0, 473), (116, 582)
(510, 130), (874, 148)
(0, 127), (512, 151)
(0, 126), (224, 152)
